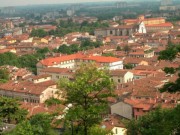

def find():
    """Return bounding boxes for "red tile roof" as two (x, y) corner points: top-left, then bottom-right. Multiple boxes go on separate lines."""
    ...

(40, 67), (73, 74)
(82, 56), (121, 63)
(20, 102), (65, 117)
(39, 53), (122, 66)
(39, 53), (84, 66)
(146, 22), (173, 27)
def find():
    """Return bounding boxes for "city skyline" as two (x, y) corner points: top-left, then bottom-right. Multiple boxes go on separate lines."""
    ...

(0, 0), (124, 7)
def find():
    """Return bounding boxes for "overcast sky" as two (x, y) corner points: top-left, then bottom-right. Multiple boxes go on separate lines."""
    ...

(0, 0), (117, 7)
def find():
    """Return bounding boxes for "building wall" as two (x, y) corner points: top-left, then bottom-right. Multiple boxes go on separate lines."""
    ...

(138, 22), (146, 34)
(95, 28), (135, 37)
(109, 61), (123, 70)
(30, 76), (52, 83)
(146, 26), (173, 32)
(133, 108), (148, 120)
(124, 72), (134, 83)
(39, 71), (72, 81)
(37, 59), (123, 73)
(144, 51), (154, 58)
(112, 72), (133, 84)
(139, 61), (148, 66)
(112, 76), (124, 84)
(39, 87), (59, 103)
(133, 75), (147, 80)
(36, 62), (44, 75)
(144, 18), (165, 25)
(111, 102), (133, 119)
(0, 90), (40, 103)
(94, 29), (107, 37)
(112, 127), (127, 135)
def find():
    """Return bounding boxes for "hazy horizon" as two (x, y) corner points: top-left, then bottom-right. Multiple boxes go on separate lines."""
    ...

(0, 0), (132, 7)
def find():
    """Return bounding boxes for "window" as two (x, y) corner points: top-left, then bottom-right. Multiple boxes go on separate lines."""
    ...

(110, 30), (113, 34)
(118, 79), (121, 83)
(56, 76), (59, 79)
(137, 108), (140, 112)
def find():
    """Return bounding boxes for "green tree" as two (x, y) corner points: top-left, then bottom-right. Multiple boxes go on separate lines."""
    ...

(80, 39), (102, 50)
(58, 44), (72, 54)
(126, 106), (180, 135)
(0, 69), (9, 83)
(45, 97), (62, 107)
(0, 52), (19, 67)
(30, 29), (48, 38)
(36, 47), (50, 59)
(89, 125), (111, 135)
(160, 73), (180, 93)
(158, 47), (177, 61)
(0, 97), (28, 124)
(30, 113), (57, 135)
(70, 44), (79, 53)
(59, 63), (114, 135)
(5, 113), (58, 135)
(124, 64), (133, 69)
(163, 67), (176, 74)
(102, 53), (115, 57)
(6, 121), (34, 135)
(123, 45), (131, 54)
(116, 46), (121, 51)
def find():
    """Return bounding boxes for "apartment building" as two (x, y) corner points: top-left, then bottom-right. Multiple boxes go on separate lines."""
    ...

(36, 53), (124, 74)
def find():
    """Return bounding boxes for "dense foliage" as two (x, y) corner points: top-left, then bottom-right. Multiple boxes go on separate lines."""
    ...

(30, 29), (48, 38)
(48, 19), (108, 37)
(45, 97), (62, 107)
(0, 69), (9, 83)
(163, 67), (176, 74)
(124, 64), (133, 69)
(158, 44), (180, 93)
(59, 63), (114, 135)
(0, 48), (50, 74)
(0, 97), (28, 124)
(158, 44), (180, 61)
(102, 53), (115, 57)
(54, 39), (103, 54)
(6, 113), (57, 135)
(160, 73), (180, 93)
(126, 105), (180, 135)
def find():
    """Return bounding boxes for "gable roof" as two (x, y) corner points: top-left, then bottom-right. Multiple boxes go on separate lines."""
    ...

(39, 53), (122, 66)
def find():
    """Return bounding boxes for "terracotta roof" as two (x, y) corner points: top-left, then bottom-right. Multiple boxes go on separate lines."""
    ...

(124, 98), (140, 106)
(40, 67), (73, 74)
(101, 115), (125, 131)
(129, 51), (144, 55)
(30, 74), (51, 80)
(134, 65), (161, 71)
(124, 57), (146, 64)
(82, 56), (121, 63)
(39, 53), (84, 66)
(123, 19), (138, 23)
(40, 53), (122, 66)
(0, 81), (47, 95)
(110, 70), (130, 76)
(0, 49), (13, 54)
(134, 103), (154, 111)
(146, 22), (173, 27)
(20, 102), (65, 117)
